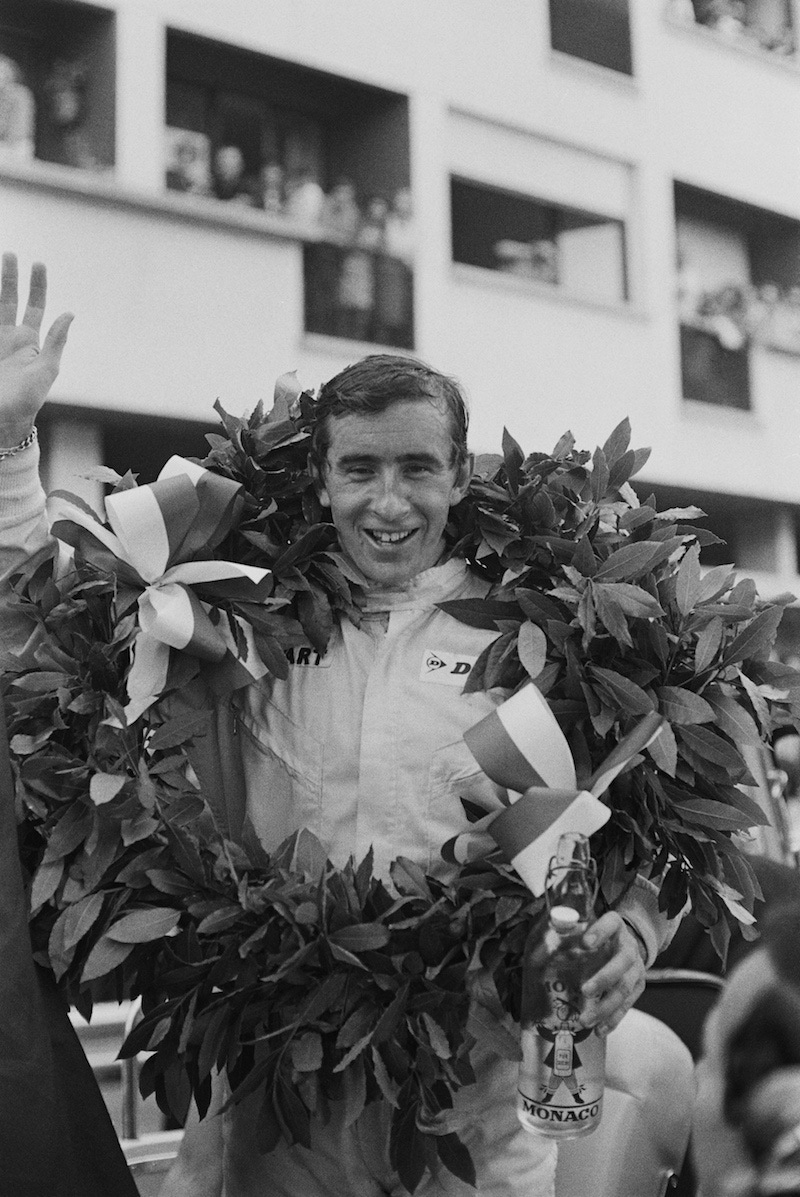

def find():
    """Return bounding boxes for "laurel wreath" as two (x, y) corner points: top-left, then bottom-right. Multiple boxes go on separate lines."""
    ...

(4, 377), (799, 1192)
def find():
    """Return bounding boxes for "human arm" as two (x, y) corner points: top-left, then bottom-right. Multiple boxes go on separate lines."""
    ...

(0, 253), (72, 648)
(579, 877), (681, 1035)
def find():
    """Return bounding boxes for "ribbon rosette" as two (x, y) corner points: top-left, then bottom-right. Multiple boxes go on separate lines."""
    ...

(455, 684), (665, 895)
(49, 455), (274, 723)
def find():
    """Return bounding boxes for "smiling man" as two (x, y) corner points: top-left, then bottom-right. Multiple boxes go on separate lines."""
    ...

(235, 357), (522, 880)
(310, 360), (473, 590)
(0, 260), (678, 1197)
(208, 355), (672, 1197)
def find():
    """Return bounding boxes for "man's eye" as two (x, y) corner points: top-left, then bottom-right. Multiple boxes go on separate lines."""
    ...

(405, 463), (432, 476)
(347, 467), (373, 478)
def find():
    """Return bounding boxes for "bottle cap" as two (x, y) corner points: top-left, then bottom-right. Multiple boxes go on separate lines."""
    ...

(549, 905), (581, 932)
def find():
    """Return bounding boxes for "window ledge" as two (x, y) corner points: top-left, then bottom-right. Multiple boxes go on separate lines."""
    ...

(755, 339), (800, 360)
(451, 261), (646, 320)
(664, 13), (800, 74)
(680, 316), (800, 360)
(0, 159), (323, 244)
(680, 397), (761, 425)
(302, 331), (415, 358)
(548, 49), (638, 91)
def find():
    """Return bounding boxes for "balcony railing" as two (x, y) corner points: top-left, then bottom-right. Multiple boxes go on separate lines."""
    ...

(303, 242), (414, 349)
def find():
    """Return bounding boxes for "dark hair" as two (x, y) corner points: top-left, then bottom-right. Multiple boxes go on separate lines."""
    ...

(310, 354), (470, 473)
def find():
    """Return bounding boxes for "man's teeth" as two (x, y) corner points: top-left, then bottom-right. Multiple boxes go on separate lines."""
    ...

(368, 530), (414, 544)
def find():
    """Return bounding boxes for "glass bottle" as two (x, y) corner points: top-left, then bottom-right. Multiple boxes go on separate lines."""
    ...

(517, 832), (608, 1139)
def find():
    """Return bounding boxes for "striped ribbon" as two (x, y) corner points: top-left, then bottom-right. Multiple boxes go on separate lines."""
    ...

(49, 455), (274, 723)
(459, 683), (665, 895)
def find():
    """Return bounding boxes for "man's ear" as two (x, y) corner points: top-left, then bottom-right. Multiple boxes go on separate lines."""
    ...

(450, 452), (474, 506)
(309, 456), (331, 508)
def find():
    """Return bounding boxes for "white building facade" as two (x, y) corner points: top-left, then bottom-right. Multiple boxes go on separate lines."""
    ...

(2, 0), (800, 639)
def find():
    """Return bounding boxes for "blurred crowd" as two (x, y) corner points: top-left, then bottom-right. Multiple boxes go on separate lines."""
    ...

(0, 52), (104, 170)
(0, 51), (416, 347)
(164, 133), (415, 345)
(677, 271), (800, 356)
(164, 135), (413, 261)
(667, 0), (796, 55)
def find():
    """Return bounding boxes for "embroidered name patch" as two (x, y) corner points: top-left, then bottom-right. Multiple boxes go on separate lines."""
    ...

(285, 646), (332, 668)
(420, 649), (477, 685)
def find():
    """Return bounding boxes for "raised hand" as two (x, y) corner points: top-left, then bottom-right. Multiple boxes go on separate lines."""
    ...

(0, 253), (73, 447)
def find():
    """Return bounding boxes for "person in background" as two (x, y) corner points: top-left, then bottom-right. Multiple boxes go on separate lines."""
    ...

(321, 176), (361, 244)
(383, 187), (414, 266)
(375, 186), (414, 347)
(40, 59), (102, 171)
(165, 133), (211, 196)
(308, 176), (362, 337)
(259, 160), (285, 216)
(358, 194), (389, 250)
(284, 164), (325, 226)
(210, 144), (260, 206)
(693, 903), (800, 1196)
(334, 191), (382, 341)
(0, 54), (35, 163)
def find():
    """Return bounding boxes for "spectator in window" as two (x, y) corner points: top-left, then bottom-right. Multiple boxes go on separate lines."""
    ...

(302, 177), (360, 339)
(317, 177), (369, 339)
(284, 165), (325, 227)
(384, 186), (415, 264)
(494, 239), (535, 276)
(359, 195), (389, 250)
(321, 177), (361, 244)
(259, 161), (285, 216)
(336, 195), (385, 342)
(702, 284), (750, 352)
(41, 59), (104, 171)
(166, 133), (211, 196)
(0, 55), (35, 163)
(696, 0), (748, 38)
(375, 190), (414, 346)
(211, 144), (260, 207)
(493, 239), (558, 285)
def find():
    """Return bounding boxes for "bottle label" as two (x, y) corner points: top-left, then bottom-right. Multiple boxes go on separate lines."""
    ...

(517, 972), (605, 1137)
(553, 1029), (574, 1076)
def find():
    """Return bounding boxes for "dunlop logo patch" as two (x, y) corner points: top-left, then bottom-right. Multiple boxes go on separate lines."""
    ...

(420, 649), (477, 685)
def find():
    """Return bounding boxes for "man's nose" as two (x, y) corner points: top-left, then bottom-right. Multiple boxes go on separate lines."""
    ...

(371, 473), (411, 519)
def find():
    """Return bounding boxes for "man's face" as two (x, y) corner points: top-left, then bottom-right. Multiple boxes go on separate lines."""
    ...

(315, 398), (472, 589)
